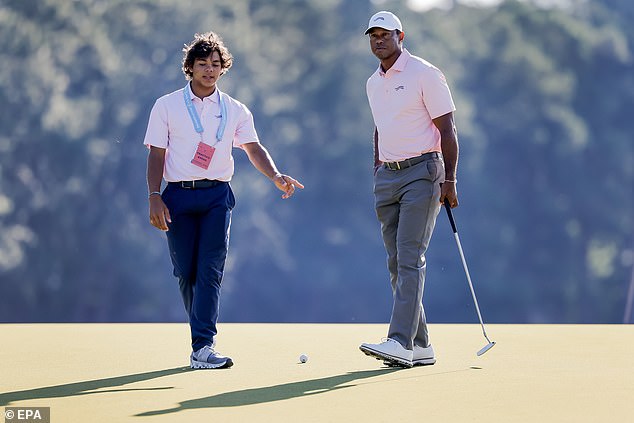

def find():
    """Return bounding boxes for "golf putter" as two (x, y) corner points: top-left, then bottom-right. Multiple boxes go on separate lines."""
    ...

(444, 199), (496, 356)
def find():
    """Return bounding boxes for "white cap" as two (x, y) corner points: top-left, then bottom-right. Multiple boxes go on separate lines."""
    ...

(364, 11), (403, 35)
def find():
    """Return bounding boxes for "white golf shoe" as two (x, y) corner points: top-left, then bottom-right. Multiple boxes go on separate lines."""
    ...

(360, 338), (413, 368)
(413, 344), (436, 366)
(383, 344), (436, 367)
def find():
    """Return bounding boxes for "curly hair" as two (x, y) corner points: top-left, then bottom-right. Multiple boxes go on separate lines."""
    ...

(182, 32), (233, 80)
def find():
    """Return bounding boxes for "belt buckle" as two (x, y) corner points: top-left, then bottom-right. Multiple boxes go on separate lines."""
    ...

(395, 161), (401, 170)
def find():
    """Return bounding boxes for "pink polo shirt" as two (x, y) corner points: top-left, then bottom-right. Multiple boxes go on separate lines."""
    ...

(366, 48), (456, 162)
(143, 83), (259, 182)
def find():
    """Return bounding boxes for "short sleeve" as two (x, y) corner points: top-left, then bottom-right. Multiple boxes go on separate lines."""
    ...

(421, 67), (456, 120)
(143, 99), (169, 148)
(233, 103), (260, 147)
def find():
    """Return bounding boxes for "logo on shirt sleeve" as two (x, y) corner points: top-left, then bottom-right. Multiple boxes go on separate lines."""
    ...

(394, 85), (405, 91)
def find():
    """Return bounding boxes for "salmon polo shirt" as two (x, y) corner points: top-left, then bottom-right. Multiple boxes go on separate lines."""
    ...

(143, 83), (260, 182)
(366, 48), (456, 162)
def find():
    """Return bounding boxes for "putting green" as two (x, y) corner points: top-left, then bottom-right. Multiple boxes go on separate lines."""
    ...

(1, 324), (632, 422)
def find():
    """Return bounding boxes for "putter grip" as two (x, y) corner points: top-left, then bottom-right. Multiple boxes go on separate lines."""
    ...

(444, 198), (458, 233)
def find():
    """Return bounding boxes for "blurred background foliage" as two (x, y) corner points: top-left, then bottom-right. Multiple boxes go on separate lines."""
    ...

(0, 0), (632, 323)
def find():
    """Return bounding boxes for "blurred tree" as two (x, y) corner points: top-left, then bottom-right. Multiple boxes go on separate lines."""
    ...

(0, 0), (631, 323)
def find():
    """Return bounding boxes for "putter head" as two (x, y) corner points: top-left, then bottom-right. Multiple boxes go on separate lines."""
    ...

(477, 341), (496, 356)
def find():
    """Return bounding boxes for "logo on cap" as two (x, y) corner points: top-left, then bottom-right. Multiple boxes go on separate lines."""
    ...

(374, 17), (385, 21)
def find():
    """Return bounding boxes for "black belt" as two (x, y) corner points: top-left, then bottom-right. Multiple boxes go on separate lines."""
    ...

(384, 152), (441, 171)
(169, 179), (224, 189)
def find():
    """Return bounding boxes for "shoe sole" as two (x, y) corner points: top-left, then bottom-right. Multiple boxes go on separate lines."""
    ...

(413, 358), (436, 366)
(384, 358), (436, 367)
(190, 358), (234, 369)
(359, 345), (413, 368)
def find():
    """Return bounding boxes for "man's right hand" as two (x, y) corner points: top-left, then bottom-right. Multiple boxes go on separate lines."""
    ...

(149, 195), (171, 231)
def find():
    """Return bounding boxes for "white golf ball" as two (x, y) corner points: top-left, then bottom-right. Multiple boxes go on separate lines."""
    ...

(299, 354), (308, 363)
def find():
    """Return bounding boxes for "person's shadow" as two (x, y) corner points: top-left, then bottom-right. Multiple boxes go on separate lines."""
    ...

(0, 367), (189, 406)
(0, 366), (399, 417)
(135, 368), (399, 417)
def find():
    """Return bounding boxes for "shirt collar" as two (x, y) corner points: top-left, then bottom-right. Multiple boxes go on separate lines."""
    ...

(187, 82), (220, 103)
(378, 48), (411, 76)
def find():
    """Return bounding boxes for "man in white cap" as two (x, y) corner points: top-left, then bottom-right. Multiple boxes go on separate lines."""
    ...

(359, 11), (460, 368)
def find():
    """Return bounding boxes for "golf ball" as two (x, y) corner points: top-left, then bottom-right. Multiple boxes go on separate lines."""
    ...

(299, 354), (308, 363)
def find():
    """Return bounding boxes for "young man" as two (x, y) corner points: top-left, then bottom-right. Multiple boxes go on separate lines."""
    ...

(359, 11), (460, 368)
(144, 32), (303, 369)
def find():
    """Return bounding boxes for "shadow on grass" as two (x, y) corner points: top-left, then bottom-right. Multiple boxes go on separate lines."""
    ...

(136, 368), (399, 417)
(0, 367), (189, 406)
(0, 367), (404, 416)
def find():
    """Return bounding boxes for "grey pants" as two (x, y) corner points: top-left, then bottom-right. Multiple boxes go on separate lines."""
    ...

(374, 156), (444, 350)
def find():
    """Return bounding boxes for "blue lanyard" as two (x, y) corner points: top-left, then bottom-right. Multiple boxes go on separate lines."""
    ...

(183, 84), (227, 142)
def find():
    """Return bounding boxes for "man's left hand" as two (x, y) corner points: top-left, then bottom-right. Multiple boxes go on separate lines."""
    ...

(273, 173), (304, 199)
(440, 181), (459, 208)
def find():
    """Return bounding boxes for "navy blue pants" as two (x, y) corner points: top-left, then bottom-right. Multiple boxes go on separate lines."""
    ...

(161, 181), (235, 352)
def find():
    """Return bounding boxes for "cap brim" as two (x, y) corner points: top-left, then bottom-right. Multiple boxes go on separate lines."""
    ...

(364, 26), (397, 35)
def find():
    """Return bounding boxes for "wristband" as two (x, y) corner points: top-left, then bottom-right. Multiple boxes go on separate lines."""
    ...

(148, 191), (161, 197)
(444, 179), (457, 183)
